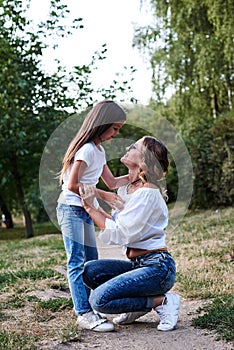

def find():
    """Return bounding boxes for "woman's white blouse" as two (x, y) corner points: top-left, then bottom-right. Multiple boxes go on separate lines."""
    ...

(99, 186), (168, 250)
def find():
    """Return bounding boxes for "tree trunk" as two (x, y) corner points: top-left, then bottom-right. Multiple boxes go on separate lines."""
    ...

(22, 202), (34, 238)
(226, 74), (233, 110)
(11, 155), (34, 238)
(211, 90), (219, 119)
(0, 194), (14, 228)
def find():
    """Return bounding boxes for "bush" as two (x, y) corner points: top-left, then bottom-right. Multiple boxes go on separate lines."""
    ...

(207, 112), (234, 206)
(186, 111), (234, 208)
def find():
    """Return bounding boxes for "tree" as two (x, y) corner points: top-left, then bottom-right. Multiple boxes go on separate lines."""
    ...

(134, 0), (234, 119)
(0, 194), (13, 228)
(0, 0), (136, 237)
(133, 0), (234, 208)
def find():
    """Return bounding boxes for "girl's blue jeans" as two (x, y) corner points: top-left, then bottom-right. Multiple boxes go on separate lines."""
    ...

(83, 252), (176, 314)
(56, 203), (98, 315)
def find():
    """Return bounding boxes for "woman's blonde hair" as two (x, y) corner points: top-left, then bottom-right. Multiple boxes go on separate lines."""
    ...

(59, 100), (126, 183)
(138, 136), (169, 199)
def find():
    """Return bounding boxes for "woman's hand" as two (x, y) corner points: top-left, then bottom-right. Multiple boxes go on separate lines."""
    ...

(80, 184), (96, 209)
(81, 185), (125, 211)
(98, 190), (125, 210)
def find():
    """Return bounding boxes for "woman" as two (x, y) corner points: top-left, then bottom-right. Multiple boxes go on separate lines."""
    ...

(81, 136), (180, 331)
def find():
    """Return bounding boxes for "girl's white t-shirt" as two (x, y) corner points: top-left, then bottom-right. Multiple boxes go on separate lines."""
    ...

(60, 142), (106, 206)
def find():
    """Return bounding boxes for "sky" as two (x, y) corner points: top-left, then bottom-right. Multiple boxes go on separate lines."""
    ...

(28, 0), (154, 104)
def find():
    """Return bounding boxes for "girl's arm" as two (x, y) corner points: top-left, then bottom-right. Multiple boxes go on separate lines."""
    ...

(95, 164), (127, 209)
(101, 164), (129, 189)
(67, 160), (87, 195)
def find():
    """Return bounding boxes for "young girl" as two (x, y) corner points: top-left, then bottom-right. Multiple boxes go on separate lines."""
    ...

(56, 100), (129, 332)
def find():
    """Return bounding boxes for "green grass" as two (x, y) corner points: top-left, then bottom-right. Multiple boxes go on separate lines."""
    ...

(0, 221), (60, 241)
(169, 207), (234, 300)
(0, 209), (233, 347)
(168, 207), (234, 343)
(35, 297), (73, 312)
(0, 331), (38, 350)
(0, 269), (58, 290)
(192, 295), (234, 341)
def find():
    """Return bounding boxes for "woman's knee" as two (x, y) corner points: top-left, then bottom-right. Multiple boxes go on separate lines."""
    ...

(83, 260), (96, 287)
(89, 287), (106, 313)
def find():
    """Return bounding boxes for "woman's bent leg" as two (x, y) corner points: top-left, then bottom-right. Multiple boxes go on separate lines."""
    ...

(86, 255), (176, 314)
(83, 259), (132, 290)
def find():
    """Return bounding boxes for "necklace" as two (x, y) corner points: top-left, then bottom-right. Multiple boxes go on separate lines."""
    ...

(127, 178), (142, 194)
(130, 178), (142, 186)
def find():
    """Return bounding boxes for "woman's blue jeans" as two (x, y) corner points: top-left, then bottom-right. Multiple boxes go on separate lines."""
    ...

(83, 251), (176, 314)
(56, 203), (98, 315)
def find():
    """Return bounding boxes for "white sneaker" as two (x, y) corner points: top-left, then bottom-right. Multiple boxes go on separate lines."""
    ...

(77, 311), (114, 332)
(155, 293), (180, 331)
(113, 311), (148, 325)
(94, 310), (107, 319)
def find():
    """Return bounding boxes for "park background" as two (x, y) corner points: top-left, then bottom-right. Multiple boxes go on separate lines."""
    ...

(0, 0), (233, 348)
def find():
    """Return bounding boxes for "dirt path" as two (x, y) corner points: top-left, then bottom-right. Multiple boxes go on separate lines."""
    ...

(42, 242), (233, 350)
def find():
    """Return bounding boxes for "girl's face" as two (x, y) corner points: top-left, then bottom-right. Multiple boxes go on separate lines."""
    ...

(100, 121), (125, 142)
(121, 138), (144, 169)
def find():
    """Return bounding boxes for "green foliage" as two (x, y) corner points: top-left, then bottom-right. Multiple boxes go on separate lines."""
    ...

(185, 111), (234, 208)
(138, 0), (234, 117)
(192, 295), (234, 341)
(0, 0), (79, 236)
(207, 111), (234, 206)
(0, 0), (137, 236)
(135, 0), (234, 209)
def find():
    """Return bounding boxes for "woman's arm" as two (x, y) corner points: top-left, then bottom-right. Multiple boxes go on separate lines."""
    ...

(99, 190), (163, 246)
(96, 188), (124, 210)
(97, 206), (112, 220)
(82, 189), (159, 246)
(83, 204), (108, 229)
(101, 164), (129, 189)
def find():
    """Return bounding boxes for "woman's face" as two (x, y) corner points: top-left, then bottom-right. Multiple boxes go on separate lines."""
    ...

(121, 138), (144, 169)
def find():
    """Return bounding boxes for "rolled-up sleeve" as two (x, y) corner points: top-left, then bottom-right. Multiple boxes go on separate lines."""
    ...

(98, 189), (165, 246)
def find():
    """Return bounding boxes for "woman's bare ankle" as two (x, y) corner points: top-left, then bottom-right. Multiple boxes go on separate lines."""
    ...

(152, 295), (165, 308)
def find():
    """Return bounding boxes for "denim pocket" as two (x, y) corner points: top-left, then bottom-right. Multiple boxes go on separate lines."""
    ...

(70, 205), (93, 225)
(56, 207), (64, 226)
(139, 256), (162, 267)
(138, 252), (165, 267)
(70, 205), (84, 216)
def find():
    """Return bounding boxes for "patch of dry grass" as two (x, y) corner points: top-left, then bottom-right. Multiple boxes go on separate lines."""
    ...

(0, 207), (233, 348)
(167, 207), (234, 298)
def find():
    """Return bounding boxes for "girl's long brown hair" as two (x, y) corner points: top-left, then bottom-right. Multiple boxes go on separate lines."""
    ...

(59, 100), (126, 183)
